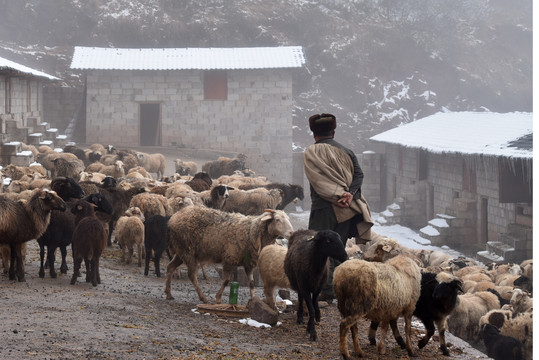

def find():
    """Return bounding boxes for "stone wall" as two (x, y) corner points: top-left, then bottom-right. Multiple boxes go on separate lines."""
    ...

(85, 69), (294, 183)
(43, 85), (83, 133)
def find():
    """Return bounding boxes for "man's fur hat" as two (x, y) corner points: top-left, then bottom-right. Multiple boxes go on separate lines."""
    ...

(309, 113), (336, 136)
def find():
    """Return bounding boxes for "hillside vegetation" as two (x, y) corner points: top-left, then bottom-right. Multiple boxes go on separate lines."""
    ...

(0, 0), (531, 152)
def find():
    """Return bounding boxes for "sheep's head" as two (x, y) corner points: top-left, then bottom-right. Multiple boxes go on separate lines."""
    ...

(84, 193), (113, 215)
(313, 230), (348, 263)
(510, 288), (531, 306)
(50, 177), (85, 201)
(124, 206), (145, 222)
(363, 237), (401, 262)
(261, 209), (294, 243)
(38, 189), (66, 212)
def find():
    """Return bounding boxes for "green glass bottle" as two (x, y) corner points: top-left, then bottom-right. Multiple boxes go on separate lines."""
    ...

(228, 281), (239, 304)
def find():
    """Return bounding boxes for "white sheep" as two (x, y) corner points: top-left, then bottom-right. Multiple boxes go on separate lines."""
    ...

(164, 207), (294, 304)
(221, 188), (282, 215)
(258, 243), (290, 310)
(136, 152), (166, 178)
(97, 160), (125, 179)
(509, 288), (533, 315)
(446, 290), (500, 340)
(334, 255), (421, 358)
(114, 206), (145, 266)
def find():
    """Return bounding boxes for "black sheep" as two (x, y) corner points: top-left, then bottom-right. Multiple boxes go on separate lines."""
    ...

(70, 199), (108, 286)
(37, 177), (85, 279)
(480, 323), (524, 360)
(414, 271), (463, 356)
(284, 229), (348, 341)
(144, 214), (171, 277)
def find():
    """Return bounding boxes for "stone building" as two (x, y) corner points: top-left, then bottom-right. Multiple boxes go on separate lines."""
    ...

(367, 111), (532, 262)
(70, 46), (305, 183)
(0, 55), (61, 165)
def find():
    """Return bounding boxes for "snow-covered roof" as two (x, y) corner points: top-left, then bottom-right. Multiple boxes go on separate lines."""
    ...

(0, 56), (59, 80)
(70, 46), (306, 70)
(370, 111), (533, 159)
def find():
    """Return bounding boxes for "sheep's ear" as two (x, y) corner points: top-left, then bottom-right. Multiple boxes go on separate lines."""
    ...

(76, 204), (83, 211)
(381, 244), (392, 253)
(260, 210), (274, 222)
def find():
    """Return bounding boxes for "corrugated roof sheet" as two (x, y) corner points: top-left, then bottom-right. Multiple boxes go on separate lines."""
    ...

(370, 111), (533, 159)
(70, 46), (305, 70)
(0, 56), (59, 80)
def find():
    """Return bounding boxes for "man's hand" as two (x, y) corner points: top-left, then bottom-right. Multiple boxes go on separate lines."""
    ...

(335, 192), (353, 208)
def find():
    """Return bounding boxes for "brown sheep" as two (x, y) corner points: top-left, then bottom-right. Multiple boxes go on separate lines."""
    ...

(52, 157), (85, 181)
(201, 154), (247, 178)
(0, 189), (66, 281)
(221, 188), (283, 215)
(98, 160), (125, 179)
(70, 199), (107, 286)
(164, 207), (294, 304)
(174, 159), (197, 176)
(115, 207), (145, 266)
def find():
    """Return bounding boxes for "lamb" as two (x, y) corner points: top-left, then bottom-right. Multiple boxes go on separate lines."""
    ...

(63, 144), (89, 165)
(479, 308), (533, 359)
(135, 151), (166, 178)
(480, 324), (525, 360)
(98, 160), (125, 179)
(116, 151), (138, 173)
(164, 207), (294, 304)
(258, 244), (290, 310)
(201, 154), (246, 178)
(221, 188), (283, 215)
(284, 229), (349, 341)
(0, 189), (66, 281)
(174, 159), (197, 176)
(415, 249), (454, 267)
(79, 171), (107, 184)
(70, 199), (108, 286)
(115, 207), (145, 266)
(333, 254), (422, 358)
(2, 163), (47, 180)
(446, 290), (501, 340)
(127, 166), (153, 179)
(88, 143), (106, 156)
(362, 236), (422, 266)
(509, 288), (533, 314)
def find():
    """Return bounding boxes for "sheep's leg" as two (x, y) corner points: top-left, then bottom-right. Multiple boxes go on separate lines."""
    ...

(263, 285), (276, 310)
(10, 243), (24, 282)
(84, 258), (91, 283)
(312, 291), (321, 323)
(376, 321), (389, 355)
(302, 291), (317, 341)
(340, 316), (364, 359)
(144, 247), (151, 276)
(215, 264), (233, 304)
(90, 259), (98, 286)
(154, 251), (161, 277)
(95, 257), (101, 284)
(435, 319), (449, 356)
(296, 292), (305, 324)
(126, 245), (133, 264)
(59, 245), (68, 274)
(244, 265), (256, 299)
(137, 244), (142, 267)
(187, 260), (208, 304)
(403, 315), (416, 357)
(200, 264), (208, 280)
(368, 321), (378, 345)
(38, 243), (46, 279)
(47, 245), (57, 278)
(164, 255), (183, 300)
(389, 319), (405, 349)
(71, 257), (82, 285)
(351, 322), (362, 357)
(107, 221), (114, 247)
(418, 318), (436, 349)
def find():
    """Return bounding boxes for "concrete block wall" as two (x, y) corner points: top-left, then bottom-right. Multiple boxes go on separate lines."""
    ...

(85, 69), (295, 183)
(43, 85), (83, 133)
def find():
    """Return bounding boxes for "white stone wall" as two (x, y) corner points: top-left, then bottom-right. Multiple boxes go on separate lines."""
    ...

(0, 75), (44, 124)
(85, 69), (294, 182)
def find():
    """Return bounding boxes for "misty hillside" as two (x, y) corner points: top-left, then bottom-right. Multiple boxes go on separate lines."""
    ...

(0, 0), (532, 152)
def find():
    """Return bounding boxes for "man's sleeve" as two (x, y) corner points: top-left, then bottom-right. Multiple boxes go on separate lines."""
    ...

(347, 151), (363, 198)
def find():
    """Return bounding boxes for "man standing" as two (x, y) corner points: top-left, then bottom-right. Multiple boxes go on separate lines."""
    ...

(303, 113), (373, 302)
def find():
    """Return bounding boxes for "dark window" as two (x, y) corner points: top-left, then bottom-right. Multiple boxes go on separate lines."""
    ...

(499, 158), (532, 203)
(204, 70), (227, 100)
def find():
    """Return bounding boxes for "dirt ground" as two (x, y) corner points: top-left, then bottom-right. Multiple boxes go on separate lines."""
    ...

(0, 146), (492, 360)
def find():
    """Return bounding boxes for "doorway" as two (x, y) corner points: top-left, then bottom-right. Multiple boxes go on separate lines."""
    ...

(480, 197), (488, 243)
(139, 103), (161, 146)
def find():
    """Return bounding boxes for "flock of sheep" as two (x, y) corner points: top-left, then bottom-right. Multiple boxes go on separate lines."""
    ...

(0, 141), (532, 360)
